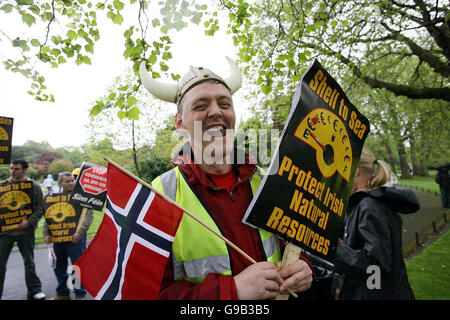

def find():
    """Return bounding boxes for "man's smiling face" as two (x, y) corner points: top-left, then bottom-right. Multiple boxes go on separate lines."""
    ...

(175, 81), (236, 164)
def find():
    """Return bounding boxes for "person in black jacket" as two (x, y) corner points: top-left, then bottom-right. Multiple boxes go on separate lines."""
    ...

(435, 166), (450, 208)
(334, 148), (419, 300)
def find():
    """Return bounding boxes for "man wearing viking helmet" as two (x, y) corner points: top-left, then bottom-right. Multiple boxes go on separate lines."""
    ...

(142, 58), (313, 300)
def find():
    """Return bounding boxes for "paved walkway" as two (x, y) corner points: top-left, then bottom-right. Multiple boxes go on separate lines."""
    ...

(1, 242), (94, 300)
(1, 188), (447, 300)
(400, 189), (448, 244)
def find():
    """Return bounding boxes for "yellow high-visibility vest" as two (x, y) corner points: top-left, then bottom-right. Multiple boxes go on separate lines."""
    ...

(152, 166), (280, 284)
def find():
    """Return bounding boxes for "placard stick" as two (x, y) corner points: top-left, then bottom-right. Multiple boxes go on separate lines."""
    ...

(275, 242), (302, 300)
(75, 207), (88, 234)
(104, 157), (298, 298)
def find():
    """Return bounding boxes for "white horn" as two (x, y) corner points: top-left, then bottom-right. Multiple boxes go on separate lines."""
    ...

(139, 61), (178, 103)
(224, 56), (242, 94)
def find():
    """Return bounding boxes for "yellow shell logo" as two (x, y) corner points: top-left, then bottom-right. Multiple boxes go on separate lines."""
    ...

(45, 202), (76, 223)
(294, 108), (352, 181)
(0, 127), (8, 141)
(0, 191), (31, 211)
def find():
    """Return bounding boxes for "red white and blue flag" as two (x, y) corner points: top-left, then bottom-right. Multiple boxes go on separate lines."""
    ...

(74, 162), (183, 300)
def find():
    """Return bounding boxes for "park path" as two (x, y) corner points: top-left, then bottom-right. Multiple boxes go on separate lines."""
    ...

(400, 188), (448, 245)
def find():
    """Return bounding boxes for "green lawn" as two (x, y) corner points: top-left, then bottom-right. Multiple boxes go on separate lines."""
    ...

(398, 170), (440, 195)
(406, 229), (450, 300)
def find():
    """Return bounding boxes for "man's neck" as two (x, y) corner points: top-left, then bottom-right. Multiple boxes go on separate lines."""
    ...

(198, 163), (232, 174)
(9, 177), (26, 183)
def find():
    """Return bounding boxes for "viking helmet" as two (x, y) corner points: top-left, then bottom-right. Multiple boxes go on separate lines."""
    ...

(139, 57), (242, 104)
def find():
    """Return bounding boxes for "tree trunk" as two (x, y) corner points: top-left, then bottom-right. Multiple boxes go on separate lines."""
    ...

(397, 140), (411, 179)
(409, 136), (417, 175)
(131, 120), (141, 177)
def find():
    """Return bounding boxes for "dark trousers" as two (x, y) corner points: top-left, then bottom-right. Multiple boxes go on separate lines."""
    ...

(53, 236), (86, 298)
(440, 185), (450, 208)
(0, 233), (42, 299)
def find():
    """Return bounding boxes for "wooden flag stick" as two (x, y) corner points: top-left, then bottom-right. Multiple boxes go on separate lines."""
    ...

(275, 242), (302, 300)
(104, 157), (298, 298)
(75, 207), (88, 234)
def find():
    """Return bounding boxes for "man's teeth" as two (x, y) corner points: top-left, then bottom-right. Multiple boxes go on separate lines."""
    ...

(206, 126), (224, 136)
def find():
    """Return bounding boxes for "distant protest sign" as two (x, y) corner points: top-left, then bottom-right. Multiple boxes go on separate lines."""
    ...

(0, 116), (13, 165)
(243, 60), (370, 265)
(0, 181), (33, 234)
(69, 162), (107, 211)
(44, 193), (81, 242)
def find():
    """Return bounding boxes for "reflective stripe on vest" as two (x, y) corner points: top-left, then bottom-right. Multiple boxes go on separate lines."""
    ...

(152, 167), (280, 284)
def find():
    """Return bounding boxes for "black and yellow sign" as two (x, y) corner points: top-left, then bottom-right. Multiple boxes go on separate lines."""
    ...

(0, 181), (33, 233)
(243, 60), (370, 265)
(0, 116), (13, 164)
(44, 193), (81, 243)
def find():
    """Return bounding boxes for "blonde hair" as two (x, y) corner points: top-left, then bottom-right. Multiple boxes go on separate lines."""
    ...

(358, 148), (393, 189)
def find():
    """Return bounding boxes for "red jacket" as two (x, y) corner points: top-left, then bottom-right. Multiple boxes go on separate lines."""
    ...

(158, 149), (311, 299)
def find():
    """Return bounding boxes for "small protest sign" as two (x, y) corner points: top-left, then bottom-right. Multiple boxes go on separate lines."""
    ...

(0, 181), (33, 234)
(44, 193), (81, 242)
(0, 116), (13, 165)
(69, 162), (107, 211)
(243, 60), (370, 265)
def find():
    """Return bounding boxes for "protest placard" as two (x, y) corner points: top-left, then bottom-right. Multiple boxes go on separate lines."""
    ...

(44, 193), (81, 242)
(243, 60), (370, 265)
(0, 181), (33, 233)
(0, 116), (13, 165)
(69, 162), (107, 211)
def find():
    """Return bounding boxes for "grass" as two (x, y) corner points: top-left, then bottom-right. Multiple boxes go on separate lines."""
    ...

(406, 228), (450, 300)
(398, 170), (440, 195)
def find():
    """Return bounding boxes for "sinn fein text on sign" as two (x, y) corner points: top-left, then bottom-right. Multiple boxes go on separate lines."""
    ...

(69, 162), (107, 211)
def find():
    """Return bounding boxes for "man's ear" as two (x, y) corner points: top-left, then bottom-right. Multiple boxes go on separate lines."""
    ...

(175, 113), (186, 133)
(354, 166), (360, 177)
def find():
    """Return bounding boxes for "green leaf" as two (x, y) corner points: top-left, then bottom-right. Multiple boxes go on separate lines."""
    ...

(127, 96), (138, 107)
(112, 13), (123, 24)
(90, 104), (102, 116)
(22, 13), (36, 27)
(29, 4), (40, 14)
(30, 39), (40, 47)
(152, 18), (160, 27)
(162, 52), (172, 60)
(127, 106), (140, 120)
(117, 110), (126, 120)
(113, 0), (124, 11)
(1, 4), (14, 13)
(261, 84), (271, 95)
(67, 30), (78, 40)
(85, 43), (94, 54)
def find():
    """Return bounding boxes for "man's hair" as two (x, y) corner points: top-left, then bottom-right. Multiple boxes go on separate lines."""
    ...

(177, 79), (230, 115)
(12, 159), (28, 169)
(58, 171), (74, 183)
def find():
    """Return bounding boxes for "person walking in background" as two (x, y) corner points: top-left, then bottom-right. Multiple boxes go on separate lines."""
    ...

(42, 174), (54, 195)
(333, 148), (419, 299)
(44, 172), (93, 300)
(435, 164), (450, 208)
(0, 159), (46, 300)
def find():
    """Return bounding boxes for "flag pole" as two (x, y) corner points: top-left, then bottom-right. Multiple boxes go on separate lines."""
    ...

(103, 157), (298, 298)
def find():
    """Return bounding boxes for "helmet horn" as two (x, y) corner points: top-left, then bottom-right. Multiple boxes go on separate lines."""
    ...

(223, 56), (242, 94)
(139, 62), (178, 103)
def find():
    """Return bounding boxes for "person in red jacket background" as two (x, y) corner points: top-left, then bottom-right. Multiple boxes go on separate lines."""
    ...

(141, 58), (313, 299)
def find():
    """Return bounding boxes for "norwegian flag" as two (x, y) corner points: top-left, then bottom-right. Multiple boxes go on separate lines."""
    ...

(74, 162), (183, 300)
